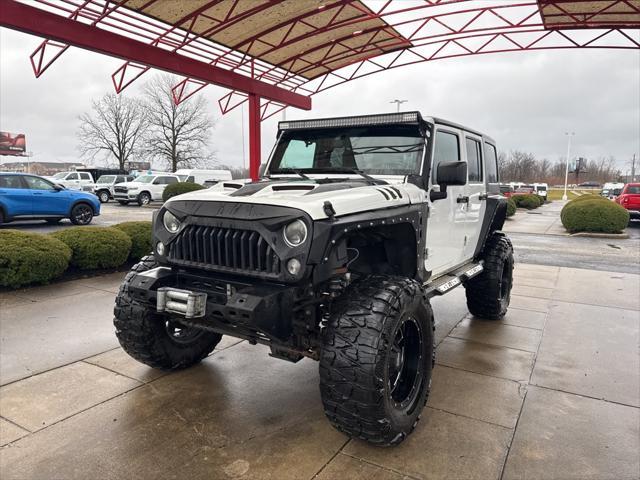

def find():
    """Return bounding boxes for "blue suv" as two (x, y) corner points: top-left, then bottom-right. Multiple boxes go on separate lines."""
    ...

(0, 173), (100, 225)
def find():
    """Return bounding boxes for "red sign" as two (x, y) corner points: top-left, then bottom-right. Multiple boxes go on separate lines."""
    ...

(0, 132), (27, 156)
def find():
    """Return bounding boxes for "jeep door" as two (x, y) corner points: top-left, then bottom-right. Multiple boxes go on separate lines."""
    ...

(463, 135), (486, 259)
(424, 127), (468, 276)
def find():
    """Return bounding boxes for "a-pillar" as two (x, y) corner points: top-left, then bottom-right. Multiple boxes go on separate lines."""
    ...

(248, 93), (261, 181)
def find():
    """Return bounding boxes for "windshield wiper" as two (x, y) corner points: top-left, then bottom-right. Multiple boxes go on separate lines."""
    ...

(315, 167), (385, 185)
(269, 168), (311, 181)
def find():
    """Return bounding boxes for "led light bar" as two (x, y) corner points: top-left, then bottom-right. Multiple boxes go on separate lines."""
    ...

(279, 112), (422, 131)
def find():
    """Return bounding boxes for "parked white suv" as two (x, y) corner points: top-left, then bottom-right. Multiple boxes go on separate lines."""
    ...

(113, 174), (180, 206)
(49, 171), (94, 190)
(85, 174), (135, 203)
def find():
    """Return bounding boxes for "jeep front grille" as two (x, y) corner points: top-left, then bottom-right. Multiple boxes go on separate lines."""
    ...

(168, 225), (281, 276)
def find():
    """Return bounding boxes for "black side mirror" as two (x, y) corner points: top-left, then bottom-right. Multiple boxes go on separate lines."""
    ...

(258, 164), (266, 178)
(430, 161), (467, 201)
(53, 184), (64, 191)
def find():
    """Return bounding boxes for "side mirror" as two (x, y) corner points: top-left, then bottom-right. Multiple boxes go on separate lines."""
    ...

(53, 184), (64, 191)
(430, 161), (467, 201)
(258, 164), (267, 178)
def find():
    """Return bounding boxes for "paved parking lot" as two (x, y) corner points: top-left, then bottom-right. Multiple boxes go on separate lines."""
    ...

(1, 262), (638, 480)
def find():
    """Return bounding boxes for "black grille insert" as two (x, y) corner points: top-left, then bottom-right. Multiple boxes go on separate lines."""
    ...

(169, 225), (280, 275)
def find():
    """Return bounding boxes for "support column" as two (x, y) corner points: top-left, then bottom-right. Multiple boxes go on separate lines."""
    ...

(248, 93), (261, 181)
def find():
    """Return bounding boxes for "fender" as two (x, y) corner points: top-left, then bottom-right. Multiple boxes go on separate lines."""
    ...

(473, 195), (508, 258)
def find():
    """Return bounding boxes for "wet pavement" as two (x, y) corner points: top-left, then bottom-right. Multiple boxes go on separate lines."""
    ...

(504, 200), (640, 274)
(1, 263), (638, 480)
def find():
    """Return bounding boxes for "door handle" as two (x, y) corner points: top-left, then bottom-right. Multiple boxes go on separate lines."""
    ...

(456, 195), (469, 204)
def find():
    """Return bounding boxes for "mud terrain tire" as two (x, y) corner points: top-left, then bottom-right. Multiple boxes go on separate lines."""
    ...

(320, 275), (434, 446)
(465, 232), (514, 319)
(114, 255), (222, 369)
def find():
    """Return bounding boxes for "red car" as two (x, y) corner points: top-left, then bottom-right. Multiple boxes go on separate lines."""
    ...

(615, 183), (640, 220)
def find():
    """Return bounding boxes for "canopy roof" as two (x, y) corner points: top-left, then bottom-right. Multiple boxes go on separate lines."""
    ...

(2, 0), (639, 117)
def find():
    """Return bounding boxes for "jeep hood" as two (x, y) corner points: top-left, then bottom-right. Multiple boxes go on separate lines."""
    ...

(166, 178), (426, 220)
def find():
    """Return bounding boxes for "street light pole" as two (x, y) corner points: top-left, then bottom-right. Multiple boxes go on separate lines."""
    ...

(390, 99), (407, 113)
(562, 132), (575, 201)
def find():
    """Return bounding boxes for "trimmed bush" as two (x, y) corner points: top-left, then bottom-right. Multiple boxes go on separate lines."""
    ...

(561, 199), (629, 233)
(536, 194), (546, 205)
(506, 198), (517, 217)
(560, 194), (608, 223)
(163, 182), (205, 202)
(513, 194), (541, 210)
(0, 230), (72, 288)
(52, 227), (131, 270)
(113, 221), (152, 261)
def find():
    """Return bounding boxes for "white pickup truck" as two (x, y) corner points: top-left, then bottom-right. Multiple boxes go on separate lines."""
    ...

(113, 173), (181, 206)
(49, 171), (94, 191)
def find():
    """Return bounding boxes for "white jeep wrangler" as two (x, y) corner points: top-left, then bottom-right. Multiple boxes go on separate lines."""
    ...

(114, 112), (513, 446)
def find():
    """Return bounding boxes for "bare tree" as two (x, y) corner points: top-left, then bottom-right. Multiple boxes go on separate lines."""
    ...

(143, 74), (215, 171)
(77, 93), (147, 169)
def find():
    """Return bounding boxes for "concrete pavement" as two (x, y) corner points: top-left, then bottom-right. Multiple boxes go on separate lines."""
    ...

(1, 263), (638, 480)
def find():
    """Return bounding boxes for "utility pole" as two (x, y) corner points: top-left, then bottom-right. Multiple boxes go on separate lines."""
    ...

(562, 132), (575, 201)
(632, 153), (636, 182)
(390, 99), (408, 113)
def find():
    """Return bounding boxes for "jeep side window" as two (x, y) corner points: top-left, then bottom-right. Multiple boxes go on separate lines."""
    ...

(432, 130), (460, 183)
(67, 173), (79, 180)
(466, 137), (483, 183)
(280, 139), (315, 168)
(484, 143), (499, 183)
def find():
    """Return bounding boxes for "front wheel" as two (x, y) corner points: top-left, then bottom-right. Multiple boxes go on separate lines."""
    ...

(465, 233), (514, 319)
(114, 255), (222, 369)
(320, 275), (434, 446)
(70, 203), (94, 225)
(137, 192), (151, 206)
(98, 190), (110, 203)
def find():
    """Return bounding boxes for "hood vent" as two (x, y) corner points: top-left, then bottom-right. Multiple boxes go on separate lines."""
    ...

(376, 186), (403, 200)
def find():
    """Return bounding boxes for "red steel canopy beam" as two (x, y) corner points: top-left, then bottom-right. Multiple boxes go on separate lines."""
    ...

(0, 0), (311, 111)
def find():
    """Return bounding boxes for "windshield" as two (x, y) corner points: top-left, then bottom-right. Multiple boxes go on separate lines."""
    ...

(97, 175), (115, 184)
(269, 126), (424, 176)
(52, 172), (67, 179)
(135, 175), (155, 183)
(536, 186), (547, 191)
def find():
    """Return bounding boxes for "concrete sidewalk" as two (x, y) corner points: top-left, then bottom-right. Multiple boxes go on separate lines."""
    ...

(502, 201), (568, 236)
(1, 265), (639, 480)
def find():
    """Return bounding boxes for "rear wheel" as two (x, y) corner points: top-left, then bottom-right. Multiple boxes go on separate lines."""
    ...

(137, 192), (151, 206)
(98, 190), (110, 203)
(70, 203), (93, 225)
(320, 275), (434, 446)
(465, 233), (514, 319)
(114, 255), (222, 369)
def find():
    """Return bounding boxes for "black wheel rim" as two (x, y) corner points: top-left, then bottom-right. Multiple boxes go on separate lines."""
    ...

(165, 319), (204, 344)
(388, 316), (424, 409)
(74, 205), (92, 224)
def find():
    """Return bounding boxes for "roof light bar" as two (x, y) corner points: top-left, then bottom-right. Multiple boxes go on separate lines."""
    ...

(279, 112), (422, 131)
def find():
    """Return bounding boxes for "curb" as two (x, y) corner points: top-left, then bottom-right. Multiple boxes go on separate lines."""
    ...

(569, 232), (629, 239)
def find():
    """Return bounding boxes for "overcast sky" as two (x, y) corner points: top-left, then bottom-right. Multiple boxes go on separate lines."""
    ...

(1, 27), (638, 173)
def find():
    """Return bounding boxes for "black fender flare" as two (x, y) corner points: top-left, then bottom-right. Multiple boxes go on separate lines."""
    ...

(473, 195), (508, 259)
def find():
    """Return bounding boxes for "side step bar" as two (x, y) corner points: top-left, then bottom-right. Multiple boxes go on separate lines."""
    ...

(424, 261), (484, 298)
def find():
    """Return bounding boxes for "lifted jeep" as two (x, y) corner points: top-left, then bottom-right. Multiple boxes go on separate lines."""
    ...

(114, 112), (513, 446)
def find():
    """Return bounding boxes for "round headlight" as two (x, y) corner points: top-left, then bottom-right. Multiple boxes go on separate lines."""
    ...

(163, 210), (181, 233)
(283, 219), (307, 247)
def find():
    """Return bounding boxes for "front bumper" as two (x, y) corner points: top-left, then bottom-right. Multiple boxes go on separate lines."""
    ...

(627, 209), (640, 219)
(126, 266), (295, 340)
(114, 191), (139, 200)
